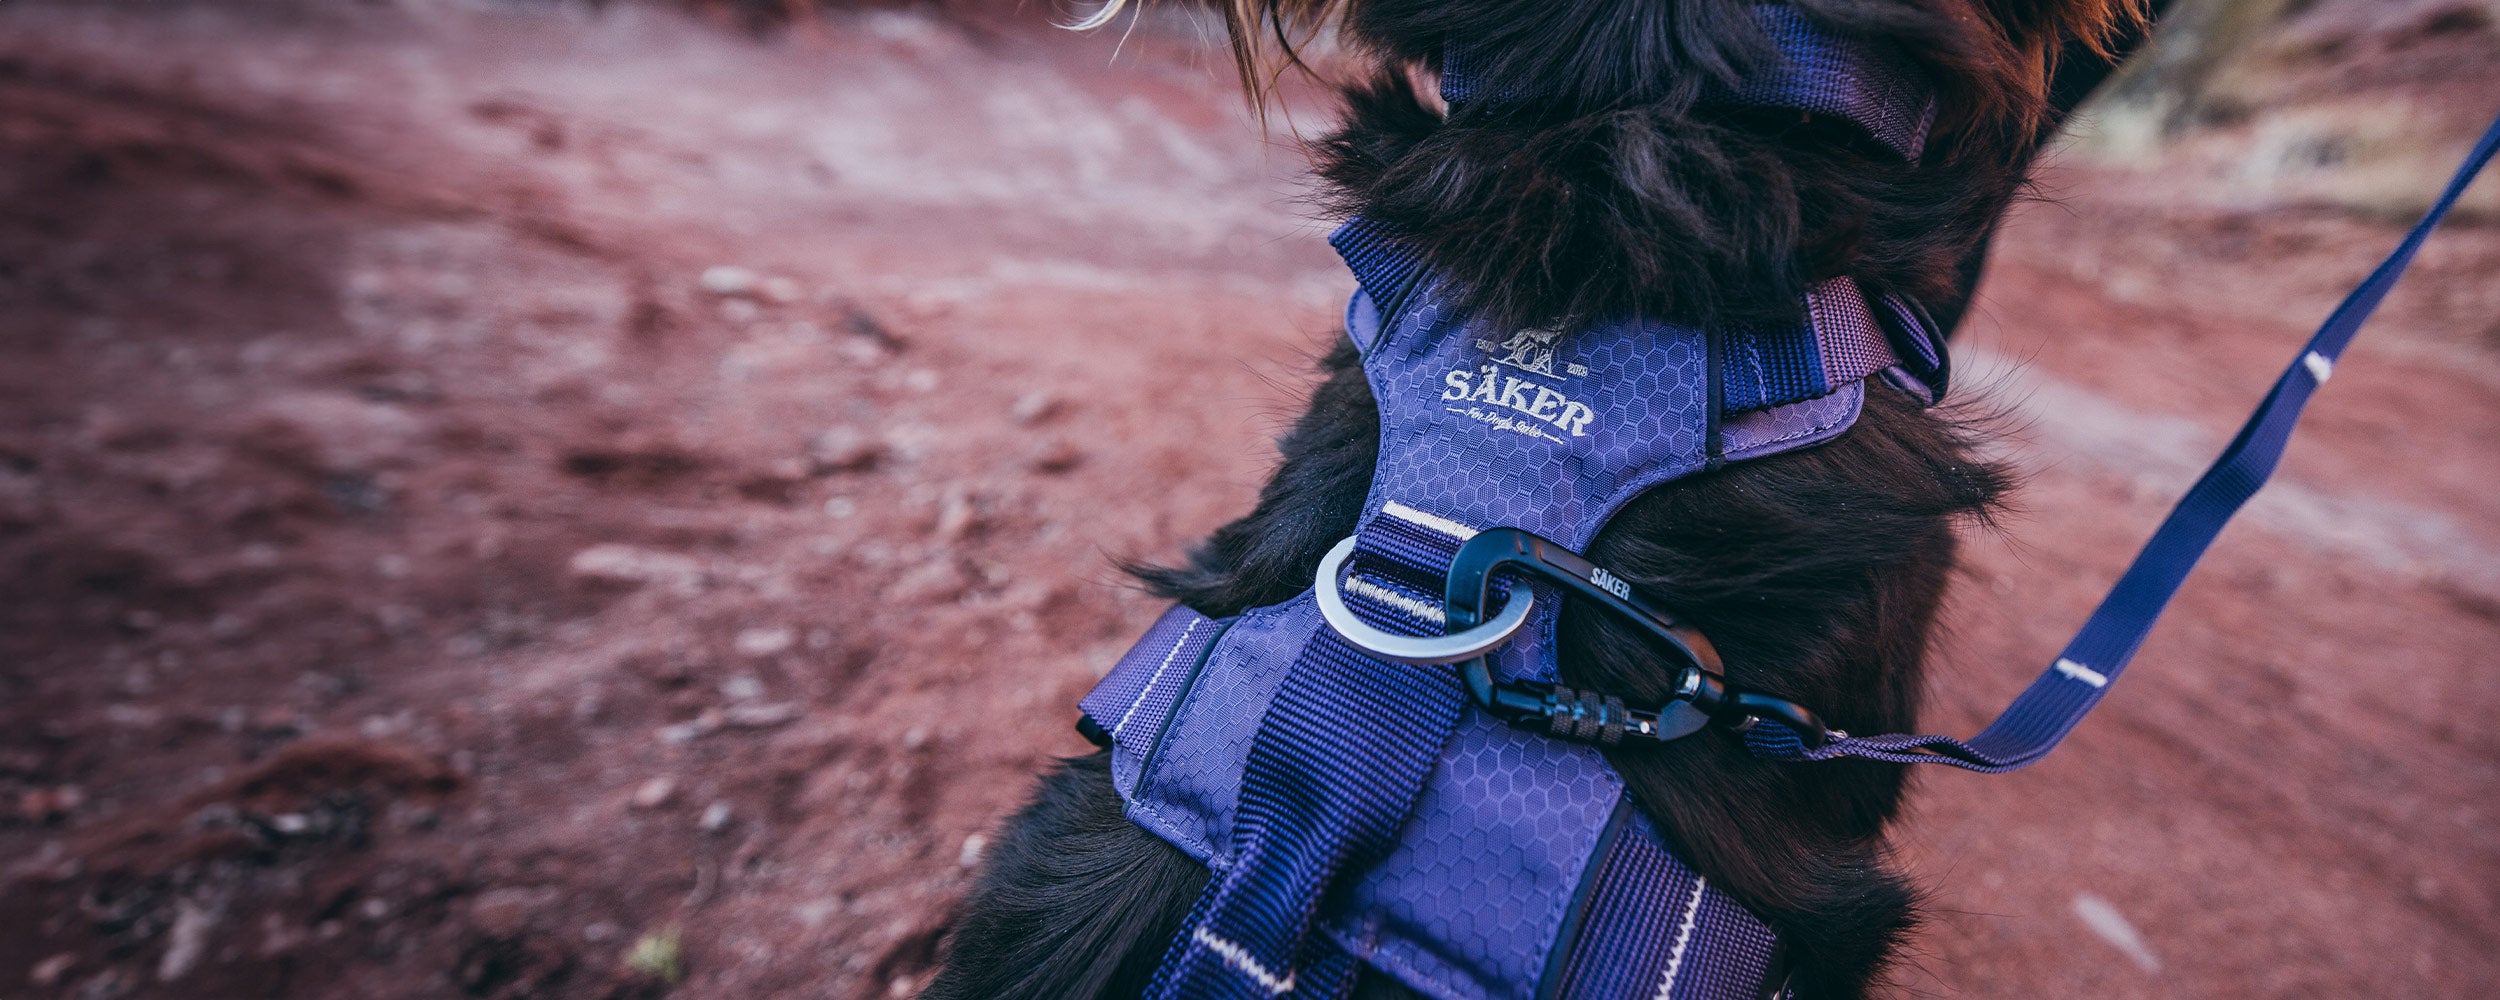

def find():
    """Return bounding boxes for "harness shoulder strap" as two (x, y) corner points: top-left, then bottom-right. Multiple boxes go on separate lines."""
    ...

(1440, 4), (1938, 161)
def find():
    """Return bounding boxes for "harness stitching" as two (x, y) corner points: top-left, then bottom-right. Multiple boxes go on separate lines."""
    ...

(1381, 501), (1478, 540)
(1191, 927), (1297, 996)
(1652, 874), (1712, 1000)
(1110, 619), (1201, 737)
(1344, 576), (1448, 624)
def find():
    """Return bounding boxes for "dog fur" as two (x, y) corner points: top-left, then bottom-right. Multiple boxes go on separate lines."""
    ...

(924, 0), (2143, 996)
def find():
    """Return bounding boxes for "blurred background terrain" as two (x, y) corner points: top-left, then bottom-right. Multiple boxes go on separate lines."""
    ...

(0, 0), (2492, 997)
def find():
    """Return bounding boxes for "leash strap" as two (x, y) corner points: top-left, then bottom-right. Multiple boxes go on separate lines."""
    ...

(1749, 109), (2500, 771)
(1147, 512), (1477, 999)
(1440, 4), (1937, 162)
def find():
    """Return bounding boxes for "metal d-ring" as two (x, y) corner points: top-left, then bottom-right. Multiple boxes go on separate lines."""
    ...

(1313, 535), (1534, 665)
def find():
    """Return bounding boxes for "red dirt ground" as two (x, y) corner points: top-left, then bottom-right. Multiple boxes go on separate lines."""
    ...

(1, 2), (2493, 998)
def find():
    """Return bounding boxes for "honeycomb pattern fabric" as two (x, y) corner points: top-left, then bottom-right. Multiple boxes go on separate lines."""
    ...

(1337, 220), (1908, 423)
(1125, 597), (1327, 861)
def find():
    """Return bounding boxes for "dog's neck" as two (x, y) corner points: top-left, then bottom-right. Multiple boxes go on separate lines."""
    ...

(1313, 2), (2053, 342)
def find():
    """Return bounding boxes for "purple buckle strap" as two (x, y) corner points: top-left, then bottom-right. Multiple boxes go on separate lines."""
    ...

(1440, 4), (1938, 161)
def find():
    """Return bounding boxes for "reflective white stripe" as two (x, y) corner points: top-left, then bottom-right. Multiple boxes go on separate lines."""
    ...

(1652, 874), (1711, 1000)
(1192, 927), (1295, 996)
(1110, 619), (1200, 737)
(1313, 536), (1536, 665)
(1344, 576), (1447, 624)
(2302, 351), (2335, 384)
(2054, 657), (2110, 688)
(1380, 500), (1479, 540)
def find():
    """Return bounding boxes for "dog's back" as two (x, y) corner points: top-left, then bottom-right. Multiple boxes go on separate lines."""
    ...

(927, 1), (2144, 996)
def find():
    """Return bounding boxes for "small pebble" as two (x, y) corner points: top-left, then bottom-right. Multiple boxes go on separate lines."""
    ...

(809, 427), (884, 473)
(699, 265), (760, 296)
(632, 777), (678, 810)
(760, 276), (805, 304)
(30, 952), (75, 987)
(734, 626), (796, 658)
(722, 703), (801, 728)
(1009, 390), (1060, 424)
(700, 801), (734, 833)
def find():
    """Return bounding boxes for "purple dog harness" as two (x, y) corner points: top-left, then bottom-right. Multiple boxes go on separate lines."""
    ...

(1072, 12), (1946, 997)
(1074, 4), (2500, 996)
(1082, 260), (1930, 1000)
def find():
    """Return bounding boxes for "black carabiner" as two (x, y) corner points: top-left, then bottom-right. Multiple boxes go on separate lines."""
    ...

(1439, 527), (1834, 749)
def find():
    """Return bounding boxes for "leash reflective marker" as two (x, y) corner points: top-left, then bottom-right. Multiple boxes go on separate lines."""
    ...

(1746, 108), (2500, 770)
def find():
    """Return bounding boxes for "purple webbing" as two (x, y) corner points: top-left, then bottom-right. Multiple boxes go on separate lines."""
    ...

(1439, 4), (1936, 161)
(1146, 511), (1473, 1000)
(1730, 5), (1936, 161)
(1082, 607), (1229, 797)
(1547, 804), (1780, 1000)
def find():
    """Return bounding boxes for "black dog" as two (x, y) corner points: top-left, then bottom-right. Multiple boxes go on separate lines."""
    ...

(927, 0), (2146, 996)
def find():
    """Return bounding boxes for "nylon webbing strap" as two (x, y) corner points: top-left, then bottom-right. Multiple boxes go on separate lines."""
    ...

(1440, 4), (1937, 161)
(1147, 509), (1478, 998)
(1546, 801), (1784, 1000)
(1327, 221), (1924, 417)
(1750, 109), (2500, 771)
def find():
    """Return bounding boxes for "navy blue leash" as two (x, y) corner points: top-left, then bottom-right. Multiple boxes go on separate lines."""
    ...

(1747, 109), (2500, 770)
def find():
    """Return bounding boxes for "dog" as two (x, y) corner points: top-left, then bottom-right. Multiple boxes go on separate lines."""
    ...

(924, 0), (2147, 996)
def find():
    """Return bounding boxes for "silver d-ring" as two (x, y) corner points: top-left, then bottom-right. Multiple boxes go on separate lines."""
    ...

(1313, 535), (1534, 665)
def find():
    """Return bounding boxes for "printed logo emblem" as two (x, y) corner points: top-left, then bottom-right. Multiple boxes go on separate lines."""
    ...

(1487, 326), (1590, 379)
(1493, 326), (1563, 377)
(1441, 328), (1598, 442)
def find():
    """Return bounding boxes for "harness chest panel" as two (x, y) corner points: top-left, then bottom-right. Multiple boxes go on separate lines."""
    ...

(1081, 255), (1915, 998)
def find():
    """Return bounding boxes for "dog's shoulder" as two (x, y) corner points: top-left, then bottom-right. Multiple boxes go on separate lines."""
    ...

(920, 752), (1206, 1000)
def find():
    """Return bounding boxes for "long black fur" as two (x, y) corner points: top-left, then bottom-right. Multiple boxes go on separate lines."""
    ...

(926, 0), (2140, 996)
